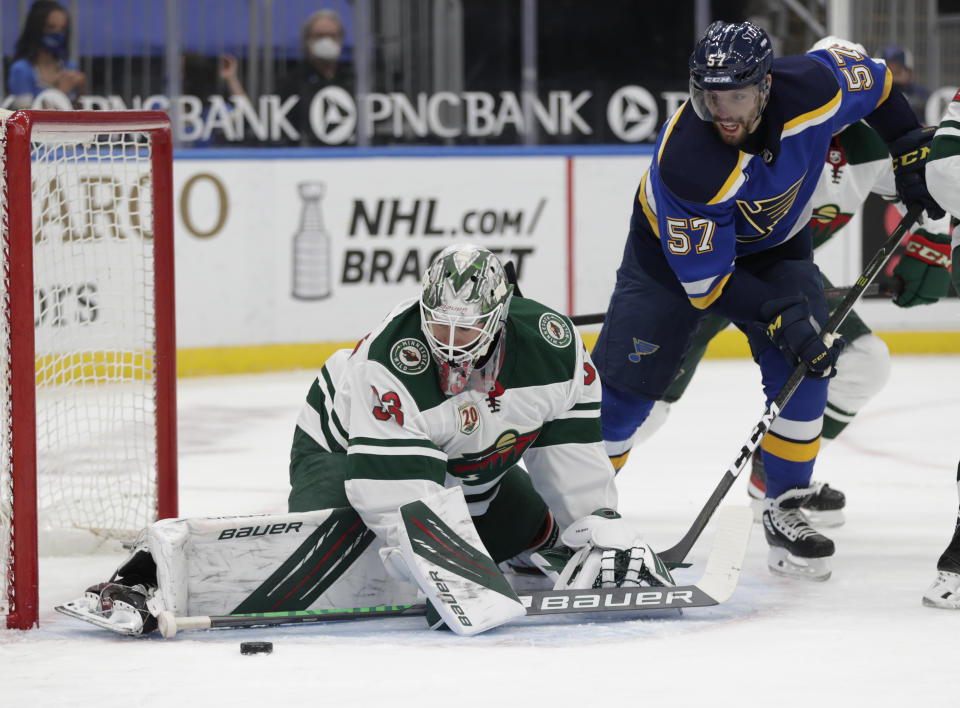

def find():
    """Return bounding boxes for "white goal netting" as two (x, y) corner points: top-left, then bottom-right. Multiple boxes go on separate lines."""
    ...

(2, 116), (166, 622)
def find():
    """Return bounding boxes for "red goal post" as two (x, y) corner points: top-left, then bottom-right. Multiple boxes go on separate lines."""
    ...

(1, 110), (177, 630)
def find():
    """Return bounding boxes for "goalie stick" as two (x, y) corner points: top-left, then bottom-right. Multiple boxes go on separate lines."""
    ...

(658, 207), (922, 565)
(155, 505), (752, 638)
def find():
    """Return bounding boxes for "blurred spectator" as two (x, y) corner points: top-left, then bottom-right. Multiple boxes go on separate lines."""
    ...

(879, 45), (930, 123)
(7, 1), (86, 109)
(216, 54), (247, 102)
(278, 9), (354, 145)
(181, 52), (249, 147)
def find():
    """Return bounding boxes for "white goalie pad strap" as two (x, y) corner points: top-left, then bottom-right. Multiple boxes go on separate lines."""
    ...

(391, 486), (526, 635)
(147, 508), (417, 618)
(555, 545), (602, 590)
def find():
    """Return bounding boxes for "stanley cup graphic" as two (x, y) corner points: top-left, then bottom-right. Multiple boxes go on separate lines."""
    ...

(292, 181), (332, 300)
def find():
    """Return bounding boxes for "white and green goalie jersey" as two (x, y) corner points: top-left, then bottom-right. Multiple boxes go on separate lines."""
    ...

(292, 296), (618, 548)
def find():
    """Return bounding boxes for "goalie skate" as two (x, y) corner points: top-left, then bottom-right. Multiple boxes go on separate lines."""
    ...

(922, 571), (960, 609)
(748, 451), (845, 527)
(762, 487), (835, 582)
(55, 583), (160, 636)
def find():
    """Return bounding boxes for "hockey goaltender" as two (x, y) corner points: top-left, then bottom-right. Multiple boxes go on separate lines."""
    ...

(58, 245), (687, 637)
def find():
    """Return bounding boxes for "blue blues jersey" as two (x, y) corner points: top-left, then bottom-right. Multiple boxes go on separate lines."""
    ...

(636, 49), (898, 311)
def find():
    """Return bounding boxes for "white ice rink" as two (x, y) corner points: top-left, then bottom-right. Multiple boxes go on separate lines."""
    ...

(3, 354), (959, 707)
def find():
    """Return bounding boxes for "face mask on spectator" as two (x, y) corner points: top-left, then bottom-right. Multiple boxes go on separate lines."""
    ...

(41, 32), (66, 58)
(310, 38), (341, 61)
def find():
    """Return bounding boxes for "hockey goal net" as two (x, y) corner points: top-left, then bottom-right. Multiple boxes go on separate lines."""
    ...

(0, 110), (177, 630)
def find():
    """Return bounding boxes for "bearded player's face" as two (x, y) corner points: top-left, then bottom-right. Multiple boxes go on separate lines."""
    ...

(704, 86), (762, 145)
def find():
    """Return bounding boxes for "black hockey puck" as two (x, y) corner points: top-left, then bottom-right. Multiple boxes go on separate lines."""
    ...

(240, 641), (273, 655)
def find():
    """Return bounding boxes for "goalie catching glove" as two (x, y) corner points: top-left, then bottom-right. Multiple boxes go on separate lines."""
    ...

(532, 509), (674, 590)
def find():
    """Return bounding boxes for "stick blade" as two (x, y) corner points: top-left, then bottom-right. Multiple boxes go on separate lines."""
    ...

(695, 505), (753, 603)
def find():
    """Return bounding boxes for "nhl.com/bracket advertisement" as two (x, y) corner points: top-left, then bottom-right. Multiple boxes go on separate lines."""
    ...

(172, 156), (580, 350)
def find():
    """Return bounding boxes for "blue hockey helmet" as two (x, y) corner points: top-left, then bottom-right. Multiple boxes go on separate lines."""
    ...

(689, 21), (773, 123)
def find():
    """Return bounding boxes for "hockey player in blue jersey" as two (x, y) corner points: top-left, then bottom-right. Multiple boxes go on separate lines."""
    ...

(592, 21), (945, 581)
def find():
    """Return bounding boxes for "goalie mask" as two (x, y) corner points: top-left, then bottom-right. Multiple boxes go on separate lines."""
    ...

(420, 245), (514, 396)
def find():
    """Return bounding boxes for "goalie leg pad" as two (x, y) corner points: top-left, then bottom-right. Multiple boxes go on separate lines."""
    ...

(393, 487), (526, 636)
(148, 507), (416, 615)
(58, 507), (418, 635)
(154, 507), (417, 617)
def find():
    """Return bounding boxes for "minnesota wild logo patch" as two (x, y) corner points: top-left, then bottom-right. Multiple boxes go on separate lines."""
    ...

(538, 313), (572, 348)
(390, 338), (430, 374)
(810, 203), (852, 246)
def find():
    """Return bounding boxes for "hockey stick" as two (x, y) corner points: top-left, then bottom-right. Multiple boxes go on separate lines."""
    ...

(568, 282), (899, 327)
(507, 259), (887, 329)
(157, 505), (752, 638)
(658, 206), (923, 565)
(504, 260), (524, 297)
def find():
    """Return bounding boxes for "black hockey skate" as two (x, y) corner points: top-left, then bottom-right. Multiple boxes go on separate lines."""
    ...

(762, 487), (835, 581)
(56, 582), (159, 635)
(55, 548), (161, 635)
(748, 449), (846, 527)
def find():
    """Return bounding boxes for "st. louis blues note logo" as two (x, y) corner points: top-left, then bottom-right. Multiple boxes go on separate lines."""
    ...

(736, 176), (805, 242)
(628, 338), (659, 363)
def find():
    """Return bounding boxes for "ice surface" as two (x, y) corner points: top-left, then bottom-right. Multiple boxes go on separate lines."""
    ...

(3, 356), (959, 707)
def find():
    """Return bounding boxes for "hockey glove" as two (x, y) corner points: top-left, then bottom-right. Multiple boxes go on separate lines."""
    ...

(760, 295), (845, 378)
(893, 231), (953, 307)
(890, 126), (946, 222)
(553, 509), (674, 590)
